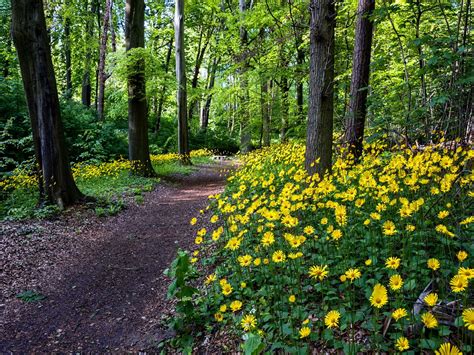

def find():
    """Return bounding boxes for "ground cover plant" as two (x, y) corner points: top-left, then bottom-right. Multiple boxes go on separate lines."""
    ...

(174, 141), (473, 353)
(0, 149), (212, 220)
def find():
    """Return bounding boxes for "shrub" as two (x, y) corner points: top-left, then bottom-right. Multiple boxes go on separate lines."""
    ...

(182, 142), (473, 353)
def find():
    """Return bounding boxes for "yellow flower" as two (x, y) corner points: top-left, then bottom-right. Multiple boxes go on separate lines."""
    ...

(421, 312), (438, 328)
(392, 308), (407, 321)
(210, 215), (219, 223)
(205, 273), (216, 284)
(435, 343), (462, 355)
(253, 258), (261, 266)
(324, 310), (341, 328)
(230, 300), (242, 312)
(221, 283), (233, 296)
(190, 217), (197, 225)
(427, 258), (440, 271)
(272, 250), (286, 263)
(435, 224), (455, 237)
(225, 237), (241, 250)
(383, 220), (397, 235)
(344, 268), (361, 282)
(219, 304), (227, 312)
(438, 210), (449, 219)
(385, 257), (401, 269)
(240, 282), (247, 289)
(214, 312), (223, 322)
(331, 229), (343, 240)
(237, 254), (253, 267)
(424, 293), (438, 307)
(458, 267), (474, 279)
(197, 228), (207, 236)
(450, 274), (468, 292)
(321, 217), (328, 225)
(309, 265), (329, 281)
(304, 226), (315, 235)
(405, 224), (416, 231)
(365, 259), (372, 266)
(339, 274), (347, 282)
(241, 314), (257, 331)
(462, 308), (474, 330)
(299, 326), (311, 338)
(457, 250), (468, 262)
(370, 284), (388, 308)
(261, 231), (275, 246)
(389, 274), (403, 291)
(195, 236), (203, 245)
(289, 295), (296, 303)
(395, 336), (409, 351)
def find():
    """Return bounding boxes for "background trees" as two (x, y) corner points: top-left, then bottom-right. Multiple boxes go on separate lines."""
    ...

(2, 0), (472, 192)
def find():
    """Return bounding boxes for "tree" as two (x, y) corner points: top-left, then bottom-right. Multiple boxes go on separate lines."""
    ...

(343, 0), (375, 161)
(11, 0), (83, 207)
(97, 0), (112, 120)
(126, 0), (155, 176)
(175, 0), (190, 163)
(239, 0), (251, 153)
(305, 0), (336, 176)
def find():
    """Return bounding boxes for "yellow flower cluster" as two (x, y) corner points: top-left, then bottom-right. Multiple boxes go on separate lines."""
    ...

(189, 142), (473, 351)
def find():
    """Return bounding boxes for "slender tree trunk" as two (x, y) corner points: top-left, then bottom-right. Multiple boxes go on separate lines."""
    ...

(155, 37), (173, 133)
(200, 56), (219, 132)
(97, 0), (111, 120)
(126, 0), (154, 176)
(280, 77), (289, 142)
(305, 0), (336, 176)
(11, 0), (83, 207)
(110, 1), (116, 52)
(239, 0), (251, 152)
(261, 80), (270, 146)
(64, 13), (72, 98)
(343, 0), (374, 161)
(82, 0), (95, 107)
(175, 0), (190, 163)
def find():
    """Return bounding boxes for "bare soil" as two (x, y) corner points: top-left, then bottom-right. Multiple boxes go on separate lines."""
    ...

(0, 162), (231, 352)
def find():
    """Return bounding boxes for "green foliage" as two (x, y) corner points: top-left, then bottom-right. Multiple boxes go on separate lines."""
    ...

(16, 290), (47, 302)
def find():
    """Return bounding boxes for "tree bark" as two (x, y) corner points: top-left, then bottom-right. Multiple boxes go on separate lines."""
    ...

(280, 77), (289, 142)
(261, 80), (270, 147)
(126, 0), (155, 176)
(174, 0), (190, 163)
(155, 37), (173, 133)
(82, 0), (96, 107)
(343, 0), (374, 161)
(305, 0), (336, 176)
(11, 0), (83, 207)
(110, 1), (116, 52)
(64, 11), (72, 99)
(200, 56), (219, 132)
(239, 0), (251, 153)
(97, 0), (112, 120)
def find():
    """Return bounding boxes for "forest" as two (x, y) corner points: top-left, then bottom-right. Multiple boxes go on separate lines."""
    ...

(0, 0), (473, 353)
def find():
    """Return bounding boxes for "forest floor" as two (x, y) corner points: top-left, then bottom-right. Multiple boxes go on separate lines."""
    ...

(0, 161), (232, 352)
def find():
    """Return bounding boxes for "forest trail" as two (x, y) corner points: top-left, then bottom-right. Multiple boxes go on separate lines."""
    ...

(0, 162), (231, 352)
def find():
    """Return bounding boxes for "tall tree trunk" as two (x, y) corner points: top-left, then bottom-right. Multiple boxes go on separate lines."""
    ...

(110, 1), (116, 52)
(155, 37), (173, 133)
(239, 0), (251, 153)
(174, 0), (190, 163)
(11, 0), (83, 207)
(82, 0), (96, 107)
(261, 80), (270, 147)
(200, 56), (219, 132)
(188, 27), (212, 121)
(64, 13), (72, 98)
(280, 77), (289, 142)
(305, 0), (336, 176)
(97, 0), (111, 120)
(126, 0), (154, 176)
(343, 0), (374, 161)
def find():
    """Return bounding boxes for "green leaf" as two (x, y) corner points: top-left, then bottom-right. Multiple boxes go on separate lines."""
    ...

(16, 290), (46, 302)
(241, 333), (265, 355)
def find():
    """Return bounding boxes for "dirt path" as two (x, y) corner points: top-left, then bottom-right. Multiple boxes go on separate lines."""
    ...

(0, 162), (231, 352)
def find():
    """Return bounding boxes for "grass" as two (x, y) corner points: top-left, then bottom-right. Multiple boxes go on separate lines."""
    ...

(0, 157), (213, 220)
